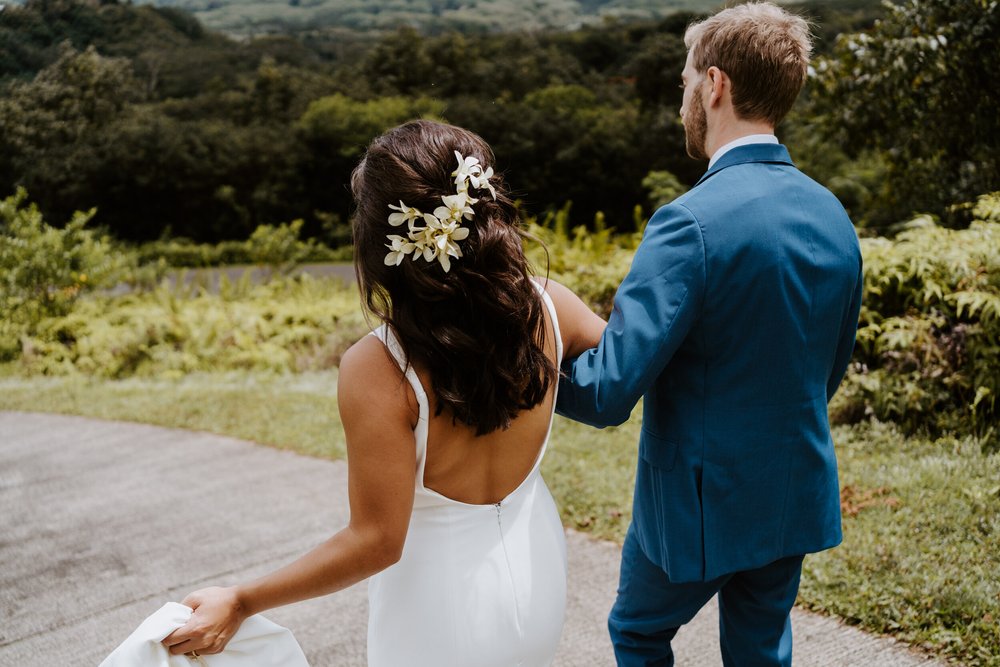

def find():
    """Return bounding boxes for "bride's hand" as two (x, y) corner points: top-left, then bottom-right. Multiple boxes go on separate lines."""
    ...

(161, 586), (247, 656)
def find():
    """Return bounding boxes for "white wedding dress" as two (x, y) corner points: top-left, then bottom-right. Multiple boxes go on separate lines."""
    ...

(367, 284), (567, 667)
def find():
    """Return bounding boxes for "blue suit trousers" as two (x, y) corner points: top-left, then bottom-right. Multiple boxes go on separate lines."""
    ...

(609, 527), (804, 667)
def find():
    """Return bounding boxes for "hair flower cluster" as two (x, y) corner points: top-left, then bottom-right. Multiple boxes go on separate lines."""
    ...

(384, 151), (495, 273)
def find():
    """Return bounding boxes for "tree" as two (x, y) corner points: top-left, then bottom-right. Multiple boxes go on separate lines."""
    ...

(295, 94), (445, 229)
(0, 44), (140, 222)
(87, 107), (305, 241)
(810, 0), (1000, 222)
(626, 31), (686, 111)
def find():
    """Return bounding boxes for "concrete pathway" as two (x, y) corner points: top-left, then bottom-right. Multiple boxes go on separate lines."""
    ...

(171, 262), (357, 289)
(107, 263), (356, 297)
(0, 412), (945, 666)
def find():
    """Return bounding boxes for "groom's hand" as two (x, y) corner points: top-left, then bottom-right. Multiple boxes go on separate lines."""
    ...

(162, 585), (247, 656)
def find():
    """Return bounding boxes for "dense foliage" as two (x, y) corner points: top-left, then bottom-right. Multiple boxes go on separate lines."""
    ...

(0, 190), (356, 368)
(127, 0), (729, 36)
(525, 204), (642, 318)
(0, 0), (885, 244)
(18, 274), (366, 378)
(7, 191), (998, 455)
(0, 188), (136, 361)
(832, 193), (1000, 450)
(810, 0), (1000, 223)
(2, 199), (630, 378)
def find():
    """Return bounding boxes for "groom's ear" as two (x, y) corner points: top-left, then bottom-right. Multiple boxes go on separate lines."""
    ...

(705, 66), (728, 108)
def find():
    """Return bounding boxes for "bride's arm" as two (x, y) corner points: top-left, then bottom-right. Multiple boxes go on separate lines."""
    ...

(162, 335), (417, 657)
(540, 278), (607, 359)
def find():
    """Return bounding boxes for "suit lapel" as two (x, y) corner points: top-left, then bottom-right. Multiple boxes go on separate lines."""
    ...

(693, 144), (794, 187)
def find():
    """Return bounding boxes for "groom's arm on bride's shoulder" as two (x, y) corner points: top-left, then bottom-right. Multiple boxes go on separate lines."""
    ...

(162, 335), (416, 657)
(541, 278), (607, 360)
(554, 203), (706, 428)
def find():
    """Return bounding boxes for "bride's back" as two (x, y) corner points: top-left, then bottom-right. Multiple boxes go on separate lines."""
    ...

(350, 119), (562, 506)
(411, 290), (559, 505)
(350, 119), (600, 667)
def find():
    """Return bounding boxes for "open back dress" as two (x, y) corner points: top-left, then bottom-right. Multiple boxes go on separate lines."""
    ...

(366, 283), (567, 666)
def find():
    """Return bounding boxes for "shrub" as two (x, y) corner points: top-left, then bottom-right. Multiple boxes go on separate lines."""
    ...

(17, 274), (367, 378)
(136, 223), (350, 270)
(831, 193), (1000, 451)
(642, 170), (688, 211)
(0, 189), (136, 361)
(245, 219), (312, 274)
(524, 204), (640, 318)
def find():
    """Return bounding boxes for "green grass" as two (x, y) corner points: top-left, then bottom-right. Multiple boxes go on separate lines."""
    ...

(1, 372), (997, 664)
(801, 420), (1000, 665)
(0, 373), (345, 459)
(544, 404), (640, 542)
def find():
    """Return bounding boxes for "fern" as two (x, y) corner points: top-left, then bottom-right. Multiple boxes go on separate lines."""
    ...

(842, 193), (1000, 450)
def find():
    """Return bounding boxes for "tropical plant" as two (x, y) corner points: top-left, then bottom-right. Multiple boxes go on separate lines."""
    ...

(832, 193), (1000, 450)
(0, 188), (136, 360)
(642, 170), (688, 210)
(17, 274), (366, 378)
(524, 204), (640, 318)
(809, 0), (1000, 222)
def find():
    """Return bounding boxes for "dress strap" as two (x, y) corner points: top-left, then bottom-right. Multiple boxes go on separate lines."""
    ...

(524, 278), (562, 479)
(534, 279), (564, 366)
(370, 325), (430, 476)
(370, 285), (559, 498)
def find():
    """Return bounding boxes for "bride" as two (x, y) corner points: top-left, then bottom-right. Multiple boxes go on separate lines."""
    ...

(161, 120), (606, 665)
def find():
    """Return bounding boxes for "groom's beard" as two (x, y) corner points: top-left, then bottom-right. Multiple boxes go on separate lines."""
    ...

(684, 83), (709, 161)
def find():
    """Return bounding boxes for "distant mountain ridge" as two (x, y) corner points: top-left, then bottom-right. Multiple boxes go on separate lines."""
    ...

(129, 0), (731, 36)
(0, 0), (839, 38)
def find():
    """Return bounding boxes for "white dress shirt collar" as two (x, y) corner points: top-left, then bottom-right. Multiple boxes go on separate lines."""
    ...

(707, 134), (779, 170)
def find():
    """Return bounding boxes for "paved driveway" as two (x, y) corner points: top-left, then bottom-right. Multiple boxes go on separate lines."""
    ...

(0, 412), (942, 666)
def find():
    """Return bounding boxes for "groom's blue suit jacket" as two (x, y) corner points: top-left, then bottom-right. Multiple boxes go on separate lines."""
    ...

(557, 144), (863, 583)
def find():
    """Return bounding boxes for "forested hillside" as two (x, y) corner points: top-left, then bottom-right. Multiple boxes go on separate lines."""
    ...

(1, 0), (880, 36)
(0, 0), (890, 244)
(8, 0), (751, 36)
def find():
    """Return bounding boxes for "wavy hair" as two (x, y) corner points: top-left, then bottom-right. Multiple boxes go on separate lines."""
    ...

(350, 120), (555, 436)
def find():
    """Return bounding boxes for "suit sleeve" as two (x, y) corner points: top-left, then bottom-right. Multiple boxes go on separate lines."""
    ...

(826, 261), (864, 401)
(555, 203), (706, 428)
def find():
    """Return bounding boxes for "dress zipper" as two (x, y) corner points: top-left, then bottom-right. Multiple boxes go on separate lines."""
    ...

(494, 499), (523, 647)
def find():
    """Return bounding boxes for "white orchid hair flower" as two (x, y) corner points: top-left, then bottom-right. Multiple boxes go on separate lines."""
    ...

(382, 151), (497, 272)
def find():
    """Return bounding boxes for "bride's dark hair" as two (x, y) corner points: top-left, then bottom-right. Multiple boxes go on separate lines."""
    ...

(350, 120), (556, 436)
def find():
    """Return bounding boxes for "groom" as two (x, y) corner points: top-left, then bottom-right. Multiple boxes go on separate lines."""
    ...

(557, 3), (863, 665)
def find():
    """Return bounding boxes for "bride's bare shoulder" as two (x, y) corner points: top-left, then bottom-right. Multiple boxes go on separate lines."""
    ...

(533, 277), (607, 359)
(338, 333), (419, 426)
